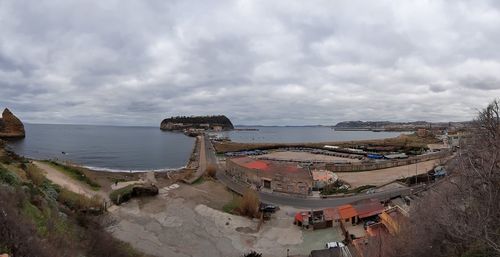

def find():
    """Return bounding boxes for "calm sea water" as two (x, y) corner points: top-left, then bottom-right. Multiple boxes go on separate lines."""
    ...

(5, 124), (195, 172)
(5, 124), (406, 172)
(213, 126), (407, 143)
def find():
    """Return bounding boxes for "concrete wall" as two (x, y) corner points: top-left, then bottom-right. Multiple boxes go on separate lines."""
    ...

(325, 151), (450, 172)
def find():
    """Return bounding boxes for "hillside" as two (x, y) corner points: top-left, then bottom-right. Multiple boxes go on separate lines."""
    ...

(0, 146), (147, 257)
(160, 115), (234, 131)
(334, 120), (469, 131)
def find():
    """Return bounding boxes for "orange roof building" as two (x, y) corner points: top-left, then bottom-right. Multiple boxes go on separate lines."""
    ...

(227, 156), (313, 195)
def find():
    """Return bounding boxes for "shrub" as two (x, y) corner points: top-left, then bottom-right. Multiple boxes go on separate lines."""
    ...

(0, 165), (19, 186)
(57, 188), (102, 211)
(238, 189), (259, 218)
(205, 164), (217, 178)
(26, 164), (46, 186)
(243, 251), (262, 257)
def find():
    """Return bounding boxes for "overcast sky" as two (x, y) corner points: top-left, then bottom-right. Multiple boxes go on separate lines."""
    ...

(1, 0), (499, 126)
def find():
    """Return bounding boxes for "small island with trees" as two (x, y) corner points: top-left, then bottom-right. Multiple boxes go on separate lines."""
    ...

(160, 115), (234, 132)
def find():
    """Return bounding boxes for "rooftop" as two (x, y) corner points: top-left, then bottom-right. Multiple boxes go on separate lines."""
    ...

(230, 156), (312, 180)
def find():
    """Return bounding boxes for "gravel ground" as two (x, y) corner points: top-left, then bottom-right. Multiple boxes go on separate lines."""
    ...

(258, 151), (360, 163)
(337, 159), (442, 187)
(106, 181), (344, 257)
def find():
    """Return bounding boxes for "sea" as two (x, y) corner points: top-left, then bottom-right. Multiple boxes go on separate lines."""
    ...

(213, 126), (407, 144)
(5, 124), (406, 172)
(5, 124), (195, 172)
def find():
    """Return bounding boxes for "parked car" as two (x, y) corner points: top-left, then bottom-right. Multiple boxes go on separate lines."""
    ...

(259, 203), (279, 213)
(364, 220), (376, 229)
(326, 241), (345, 249)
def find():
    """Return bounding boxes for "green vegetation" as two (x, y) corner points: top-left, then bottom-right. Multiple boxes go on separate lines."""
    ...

(321, 184), (376, 195)
(58, 187), (103, 211)
(1, 147), (146, 257)
(223, 195), (241, 213)
(45, 160), (101, 190)
(0, 164), (20, 186)
(22, 201), (50, 236)
(192, 176), (205, 185)
(110, 184), (137, 205)
(222, 190), (260, 218)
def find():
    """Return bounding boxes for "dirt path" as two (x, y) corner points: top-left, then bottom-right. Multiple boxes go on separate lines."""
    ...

(33, 161), (106, 199)
(337, 159), (442, 187)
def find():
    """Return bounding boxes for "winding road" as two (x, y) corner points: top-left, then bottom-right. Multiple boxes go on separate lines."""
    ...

(205, 135), (419, 209)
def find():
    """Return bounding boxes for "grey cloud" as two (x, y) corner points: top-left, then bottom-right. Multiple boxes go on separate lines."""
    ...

(1, 0), (499, 126)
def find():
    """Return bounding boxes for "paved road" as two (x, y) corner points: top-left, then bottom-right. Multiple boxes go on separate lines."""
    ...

(184, 135), (207, 184)
(205, 136), (417, 209)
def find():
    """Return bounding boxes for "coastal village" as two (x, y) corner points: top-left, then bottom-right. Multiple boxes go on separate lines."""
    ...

(1, 110), (469, 257)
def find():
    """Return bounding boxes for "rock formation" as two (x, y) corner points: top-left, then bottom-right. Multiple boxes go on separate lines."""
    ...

(0, 108), (25, 138)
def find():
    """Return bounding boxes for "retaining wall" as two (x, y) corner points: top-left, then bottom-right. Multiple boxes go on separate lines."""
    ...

(325, 151), (450, 172)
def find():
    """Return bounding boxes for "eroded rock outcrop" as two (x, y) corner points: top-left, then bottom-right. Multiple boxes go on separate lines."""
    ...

(0, 108), (25, 138)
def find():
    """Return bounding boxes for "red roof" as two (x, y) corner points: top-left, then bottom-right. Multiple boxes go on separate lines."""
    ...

(245, 160), (269, 170)
(230, 157), (309, 178)
(337, 204), (357, 219)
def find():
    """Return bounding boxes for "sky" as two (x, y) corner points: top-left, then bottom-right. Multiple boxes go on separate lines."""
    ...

(1, 0), (500, 126)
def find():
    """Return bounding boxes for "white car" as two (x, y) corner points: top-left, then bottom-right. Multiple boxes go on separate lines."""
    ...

(326, 241), (345, 249)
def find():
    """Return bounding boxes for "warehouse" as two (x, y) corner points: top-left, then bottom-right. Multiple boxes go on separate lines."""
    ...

(226, 156), (313, 195)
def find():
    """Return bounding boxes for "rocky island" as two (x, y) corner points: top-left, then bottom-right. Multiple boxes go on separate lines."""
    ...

(0, 108), (25, 138)
(160, 115), (234, 132)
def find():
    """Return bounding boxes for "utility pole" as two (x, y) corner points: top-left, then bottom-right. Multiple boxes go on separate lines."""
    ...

(415, 161), (418, 185)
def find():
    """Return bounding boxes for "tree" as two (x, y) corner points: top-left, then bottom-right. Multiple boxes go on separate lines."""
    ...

(386, 99), (500, 257)
(242, 251), (262, 257)
(238, 189), (260, 218)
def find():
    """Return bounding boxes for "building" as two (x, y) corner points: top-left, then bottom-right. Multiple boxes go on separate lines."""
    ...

(379, 206), (408, 235)
(226, 157), (313, 195)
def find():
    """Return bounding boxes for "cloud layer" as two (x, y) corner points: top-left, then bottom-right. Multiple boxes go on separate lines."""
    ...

(1, 0), (499, 126)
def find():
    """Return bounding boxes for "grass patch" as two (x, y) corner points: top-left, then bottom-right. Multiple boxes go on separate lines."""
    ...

(0, 164), (20, 186)
(22, 201), (49, 236)
(321, 184), (376, 195)
(44, 161), (101, 190)
(192, 176), (205, 185)
(222, 195), (241, 214)
(57, 188), (103, 211)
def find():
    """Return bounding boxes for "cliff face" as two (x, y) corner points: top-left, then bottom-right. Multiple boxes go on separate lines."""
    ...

(160, 115), (234, 131)
(0, 108), (25, 138)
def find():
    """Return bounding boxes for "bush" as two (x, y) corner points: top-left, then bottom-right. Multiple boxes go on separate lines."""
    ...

(205, 164), (217, 178)
(243, 251), (262, 257)
(0, 165), (19, 186)
(26, 164), (46, 186)
(57, 188), (102, 211)
(238, 189), (259, 218)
